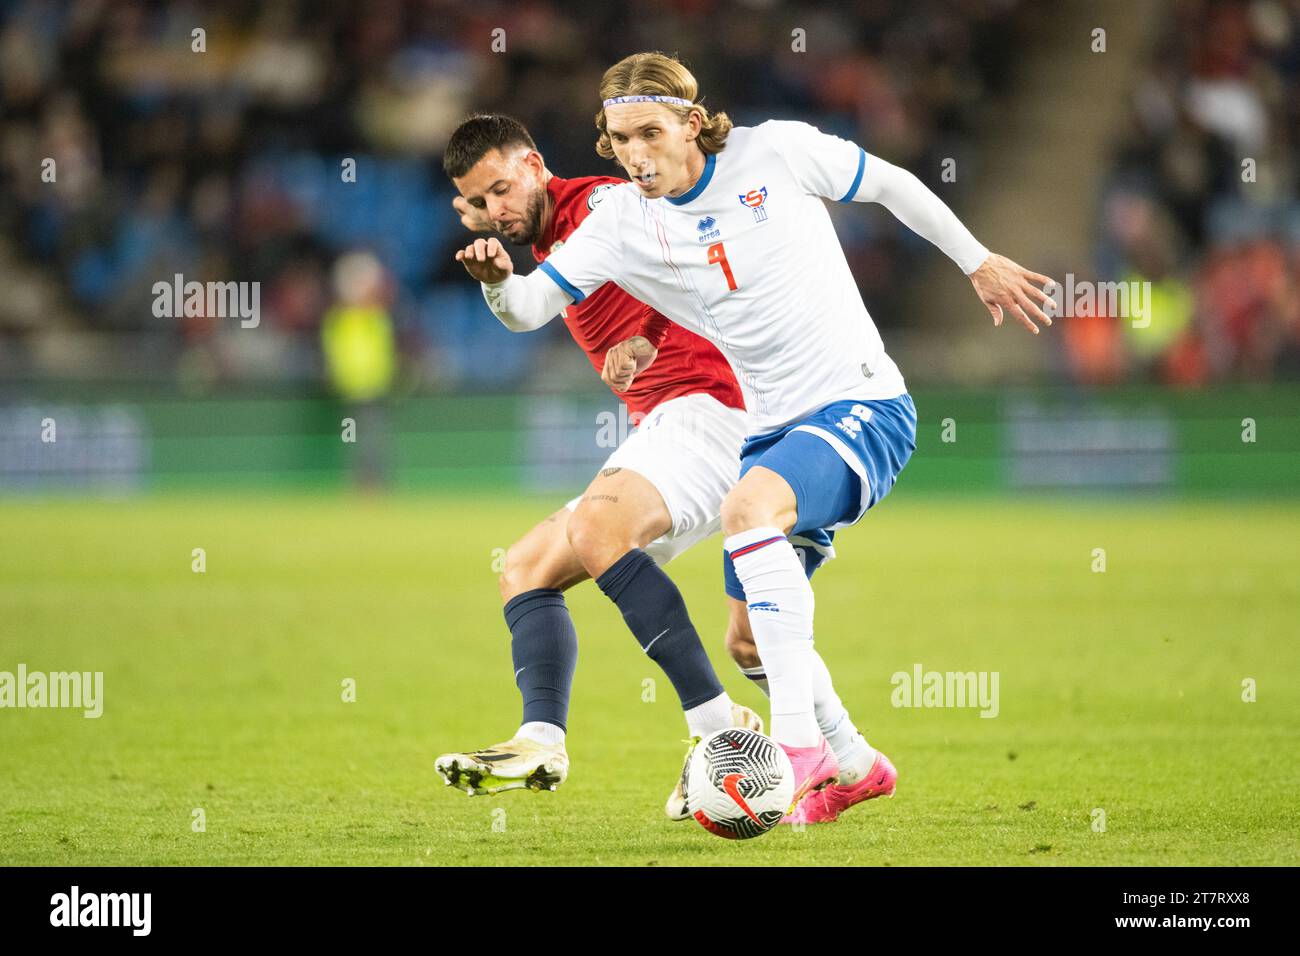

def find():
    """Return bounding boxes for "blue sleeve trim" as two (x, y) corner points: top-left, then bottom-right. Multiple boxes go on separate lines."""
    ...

(538, 260), (585, 303)
(837, 148), (867, 203)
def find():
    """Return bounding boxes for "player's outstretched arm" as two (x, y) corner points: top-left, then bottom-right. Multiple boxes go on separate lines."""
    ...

(455, 237), (568, 332)
(855, 157), (1056, 334)
(601, 336), (659, 393)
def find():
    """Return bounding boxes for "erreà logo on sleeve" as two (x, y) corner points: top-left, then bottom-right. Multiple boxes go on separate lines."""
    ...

(50, 886), (151, 936)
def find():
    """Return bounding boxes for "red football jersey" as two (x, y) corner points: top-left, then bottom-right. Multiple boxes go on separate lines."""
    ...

(532, 175), (744, 418)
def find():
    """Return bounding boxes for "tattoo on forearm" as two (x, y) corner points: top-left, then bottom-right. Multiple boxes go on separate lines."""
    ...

(600, 468), (622, 477)
(584, 494), (619, 504)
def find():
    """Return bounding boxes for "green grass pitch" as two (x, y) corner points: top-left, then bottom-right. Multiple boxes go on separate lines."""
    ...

(1, 494), (1297, 866)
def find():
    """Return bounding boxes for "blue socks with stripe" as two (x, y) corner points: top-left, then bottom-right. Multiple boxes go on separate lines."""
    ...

(595, 549), (725, 710)
(503, 588), (578, 733)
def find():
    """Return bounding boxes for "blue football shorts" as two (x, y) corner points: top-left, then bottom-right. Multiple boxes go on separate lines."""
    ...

(723, 393), (917, 601)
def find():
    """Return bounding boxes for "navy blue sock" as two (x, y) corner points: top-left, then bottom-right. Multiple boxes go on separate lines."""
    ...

(503, 588), (578, 732)
(595, 549), (725, 709)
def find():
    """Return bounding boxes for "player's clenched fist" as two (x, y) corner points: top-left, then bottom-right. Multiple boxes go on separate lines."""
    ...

(455, 237), (514, 284)
(602, 335), (658, 393)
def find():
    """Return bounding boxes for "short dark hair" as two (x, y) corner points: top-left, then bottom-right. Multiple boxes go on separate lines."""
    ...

(442, 114), (538, 179)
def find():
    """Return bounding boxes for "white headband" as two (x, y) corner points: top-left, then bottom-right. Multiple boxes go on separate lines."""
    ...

(602, 95), (694, 108)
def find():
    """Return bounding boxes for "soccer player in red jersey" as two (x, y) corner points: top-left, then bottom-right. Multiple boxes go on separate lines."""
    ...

(434, 115), (762, 814)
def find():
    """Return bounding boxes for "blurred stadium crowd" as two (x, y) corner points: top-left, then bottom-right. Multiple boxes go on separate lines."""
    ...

(1077, 0), (1300, 387)
(0, 0), (1297, 394)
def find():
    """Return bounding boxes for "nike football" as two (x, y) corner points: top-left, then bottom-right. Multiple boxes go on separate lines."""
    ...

(686, 727), (795, 840)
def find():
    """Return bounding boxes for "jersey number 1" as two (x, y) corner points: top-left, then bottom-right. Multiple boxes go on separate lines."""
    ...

(706, 242), (738, 291)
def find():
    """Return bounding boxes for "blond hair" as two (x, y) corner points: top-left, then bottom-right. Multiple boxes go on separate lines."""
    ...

(594, 52), (732, 159)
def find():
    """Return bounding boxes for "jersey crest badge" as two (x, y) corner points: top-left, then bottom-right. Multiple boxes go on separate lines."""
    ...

(738, 186), (768, 222)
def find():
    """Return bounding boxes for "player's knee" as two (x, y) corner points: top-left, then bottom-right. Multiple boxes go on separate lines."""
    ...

(722, 477), (798, 537)
(721, 488), (770, 537)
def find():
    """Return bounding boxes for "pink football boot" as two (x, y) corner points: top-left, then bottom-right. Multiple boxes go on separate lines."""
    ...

(795, 750), (897, 823)
(779, 738), (839, 824)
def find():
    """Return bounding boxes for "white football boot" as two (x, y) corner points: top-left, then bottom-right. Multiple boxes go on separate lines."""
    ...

(436, 737), (568, 796)
(665, 703), (764, 820)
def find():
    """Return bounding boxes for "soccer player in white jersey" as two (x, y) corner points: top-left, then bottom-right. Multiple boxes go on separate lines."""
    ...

(455, 52), (1055, 823)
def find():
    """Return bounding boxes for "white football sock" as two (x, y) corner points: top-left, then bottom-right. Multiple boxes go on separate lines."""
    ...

(725, 528), (820, 748)
(809, 648), (877, 784)
(738, 664), (770, 697)
(516, 721), (565, 746)
(684, 691), (734, 737)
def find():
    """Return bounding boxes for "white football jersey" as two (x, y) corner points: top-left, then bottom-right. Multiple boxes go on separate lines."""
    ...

(539, 121), (932, 433)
